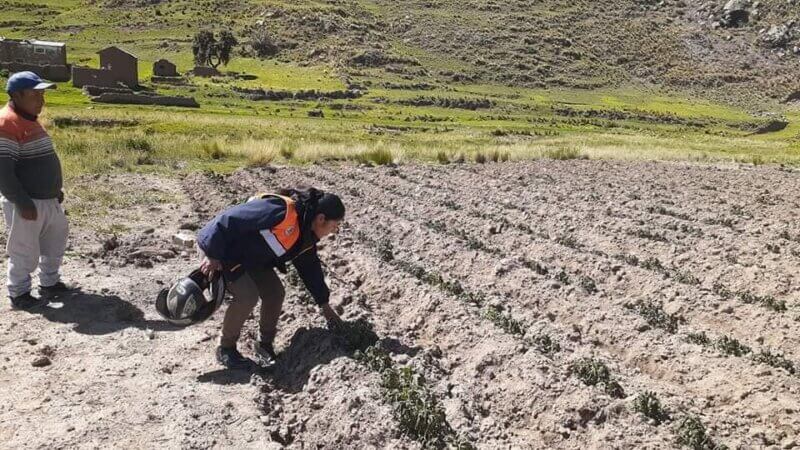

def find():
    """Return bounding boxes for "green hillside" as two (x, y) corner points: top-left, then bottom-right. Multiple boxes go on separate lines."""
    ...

(2, 0), (800, 175)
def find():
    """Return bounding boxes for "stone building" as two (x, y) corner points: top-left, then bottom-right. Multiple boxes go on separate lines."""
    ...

(153, 59), (178, 77)
(0, 38), (70, 81)
(72, 46), (139, 88)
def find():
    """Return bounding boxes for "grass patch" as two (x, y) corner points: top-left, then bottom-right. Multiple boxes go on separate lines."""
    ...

(354, 148), (394, 165)
(543, 146), (587, 160)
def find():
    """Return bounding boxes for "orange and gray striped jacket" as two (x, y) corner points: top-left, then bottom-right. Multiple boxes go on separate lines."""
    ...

(0, 102), (62, 210)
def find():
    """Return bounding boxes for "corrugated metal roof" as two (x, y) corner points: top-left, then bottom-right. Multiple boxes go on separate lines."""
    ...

(30, 40), (66, 47)
(0, 38), (66, 47)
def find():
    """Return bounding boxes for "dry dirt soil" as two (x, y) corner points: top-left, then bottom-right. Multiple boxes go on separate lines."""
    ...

(2, 160), (800, 449)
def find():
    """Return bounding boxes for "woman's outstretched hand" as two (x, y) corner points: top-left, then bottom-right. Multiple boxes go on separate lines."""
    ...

(200, 256), (222, 276)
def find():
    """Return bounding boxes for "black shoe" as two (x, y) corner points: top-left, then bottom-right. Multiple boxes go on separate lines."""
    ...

(39, 282), (74, 298)
(215, 346), (251, 370)
(255, 340), (278, 363)
(10, 292), (48, 310)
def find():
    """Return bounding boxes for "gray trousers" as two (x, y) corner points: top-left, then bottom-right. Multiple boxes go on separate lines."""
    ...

(219, 266), (285, 349)
(2, 197), (68, 298)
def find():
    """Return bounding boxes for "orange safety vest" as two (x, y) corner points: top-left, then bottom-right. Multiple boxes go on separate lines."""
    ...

(249, 193), (301, 257)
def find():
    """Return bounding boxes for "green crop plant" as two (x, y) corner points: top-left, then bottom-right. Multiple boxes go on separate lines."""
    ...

(737, 291), (787, 312)
(703, 217), (735, 228)
(630, 229), (669, 243)
(441, 199), (461, 210)
(555, 270), (571, 285)
(483, 305), (526, 337)
(532, 333), (561, 354)
(356, 345), (472, 449)
(712, 283), (733, 300)
(641, 257), (666, 272)
(715, 336), (752, 357)
(603, 380), (626, 399)
(675, 416), (728, 450)
(633, 391), (669, 425)
(684, 332), (711, 346)
(578, 276), (598, 294)
(383, 367), (450, 446)
(556, 234), (580, 248)
(752, 349), (796, 375)
(760, 295), (787, 312)
(571, 358), (625, 399)
(615, 253), (641, 266)
(377, 239), (394, 262)
(523, 259), (549, 275)
(625, 300), (683, 334)
(671, 269), (701, 286)
(647, 206), (692, 221)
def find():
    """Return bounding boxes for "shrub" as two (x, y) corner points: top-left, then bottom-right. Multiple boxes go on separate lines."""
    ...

(249, 27), (280, 57)
(355, 148), (393, 165)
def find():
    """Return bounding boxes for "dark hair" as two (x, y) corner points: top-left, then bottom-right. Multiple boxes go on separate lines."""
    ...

(278, 187), (345, 222)
(317, 193), (345, 221)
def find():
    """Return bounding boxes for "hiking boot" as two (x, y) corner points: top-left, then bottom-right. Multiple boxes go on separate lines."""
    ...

(39, 281), (74, 298)
(254, 340), (278, 363)
(10, 292), (48, 310)
(215, 346), (251, 370)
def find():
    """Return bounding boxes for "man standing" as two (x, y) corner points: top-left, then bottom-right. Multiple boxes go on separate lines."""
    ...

(0, 71), (70, 310)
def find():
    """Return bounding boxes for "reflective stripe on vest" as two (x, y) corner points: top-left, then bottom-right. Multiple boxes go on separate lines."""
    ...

(250, 193), (301, 257)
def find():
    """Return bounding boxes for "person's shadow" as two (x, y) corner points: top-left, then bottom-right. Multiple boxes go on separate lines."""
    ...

(196, 319), (422, 389)
(29, 288), (182, 335)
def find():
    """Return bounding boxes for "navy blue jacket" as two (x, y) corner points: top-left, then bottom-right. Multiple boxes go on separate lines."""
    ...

(197, 197), (330, 306)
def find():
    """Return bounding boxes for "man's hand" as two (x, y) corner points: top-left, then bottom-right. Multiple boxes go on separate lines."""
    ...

(320, 303), (342, 325)
(20, 207), (37, 221)
(57, 191), (64, 204)
(200, 256), (222, 276)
